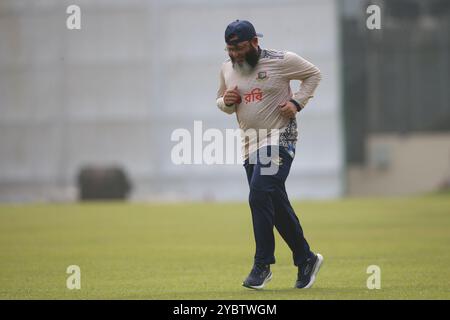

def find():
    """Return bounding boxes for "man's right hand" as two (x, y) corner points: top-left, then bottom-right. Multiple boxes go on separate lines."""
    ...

(223, 86), (242, 106)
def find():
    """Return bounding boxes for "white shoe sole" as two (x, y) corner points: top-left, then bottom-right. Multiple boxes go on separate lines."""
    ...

(303, 253), (323, 289)
(243, 271), (272, 290)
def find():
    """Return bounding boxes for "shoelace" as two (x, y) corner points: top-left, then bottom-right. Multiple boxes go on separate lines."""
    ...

(299, 258), (314, 277)
(251, 264), (268, 277)
(303, 263), (312, 275)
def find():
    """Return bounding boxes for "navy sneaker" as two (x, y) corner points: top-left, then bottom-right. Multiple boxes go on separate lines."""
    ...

(242, 263), (272, 290)
(295, 253), (323, 289)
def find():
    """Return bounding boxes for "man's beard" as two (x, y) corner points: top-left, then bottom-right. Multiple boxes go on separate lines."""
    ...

(231, 46), (260, 75)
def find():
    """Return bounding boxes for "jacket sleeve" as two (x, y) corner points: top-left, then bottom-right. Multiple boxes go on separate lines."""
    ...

(216, 66), (236, 115)
(279, 51), (322, 109)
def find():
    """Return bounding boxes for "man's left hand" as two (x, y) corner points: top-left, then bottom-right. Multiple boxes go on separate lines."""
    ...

(279, 101), (298, 119)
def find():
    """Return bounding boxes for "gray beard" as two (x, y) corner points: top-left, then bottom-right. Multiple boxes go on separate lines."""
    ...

(232, 60), (254, 75)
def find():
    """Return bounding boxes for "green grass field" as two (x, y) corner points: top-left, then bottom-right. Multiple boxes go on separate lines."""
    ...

(1, 194), (450, 299)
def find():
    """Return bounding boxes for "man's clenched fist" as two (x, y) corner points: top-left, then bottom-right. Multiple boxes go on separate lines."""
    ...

(279, 101), (298, 119)
(223, 86), (242, 106)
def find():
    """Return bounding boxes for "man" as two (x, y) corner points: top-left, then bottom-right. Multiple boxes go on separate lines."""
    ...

(216, 20), (323, 289)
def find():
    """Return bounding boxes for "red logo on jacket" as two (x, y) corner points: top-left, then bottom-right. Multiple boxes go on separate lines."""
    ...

(244, 88), (263, 104)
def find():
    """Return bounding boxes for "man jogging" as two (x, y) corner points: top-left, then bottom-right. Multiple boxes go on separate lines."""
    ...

(216, 20), (323, 289)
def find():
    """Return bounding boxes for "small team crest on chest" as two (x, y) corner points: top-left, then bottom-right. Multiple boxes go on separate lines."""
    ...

(256, 71), (268, 80)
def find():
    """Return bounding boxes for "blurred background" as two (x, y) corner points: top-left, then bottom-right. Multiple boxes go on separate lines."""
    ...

(0, 0), (449, 203)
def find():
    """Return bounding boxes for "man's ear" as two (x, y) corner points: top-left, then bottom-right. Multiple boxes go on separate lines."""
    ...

(251, 37), (259, 49)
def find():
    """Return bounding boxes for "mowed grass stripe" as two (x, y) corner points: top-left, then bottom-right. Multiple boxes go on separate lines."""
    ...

(0, 196), (449, 299)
